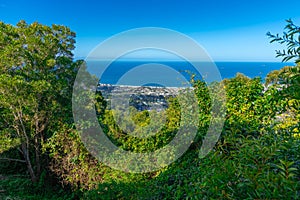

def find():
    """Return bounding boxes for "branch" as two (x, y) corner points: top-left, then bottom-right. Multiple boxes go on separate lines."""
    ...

(0, 157), (26, 163)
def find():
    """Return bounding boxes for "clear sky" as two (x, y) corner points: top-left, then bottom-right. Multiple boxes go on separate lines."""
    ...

(1, 0), (300, 61)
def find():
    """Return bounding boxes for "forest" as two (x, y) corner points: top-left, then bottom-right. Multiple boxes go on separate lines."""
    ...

(0, 19), (299, 199)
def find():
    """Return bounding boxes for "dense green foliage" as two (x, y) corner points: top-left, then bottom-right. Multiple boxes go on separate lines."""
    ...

(82, 73), (299, 199)
(0, 20), (300, 199)
(0, 20), (81, 183)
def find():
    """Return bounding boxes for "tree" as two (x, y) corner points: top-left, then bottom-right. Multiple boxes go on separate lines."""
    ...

(267, 19), (299, 141)
(0, 20), (80, 182)
(267, 19), (300, 100)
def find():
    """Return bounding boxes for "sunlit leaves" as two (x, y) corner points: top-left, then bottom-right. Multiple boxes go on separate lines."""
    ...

(0, 20), (80, 182)
(267, 19), (300, 100)
(267, 19), (300, 63)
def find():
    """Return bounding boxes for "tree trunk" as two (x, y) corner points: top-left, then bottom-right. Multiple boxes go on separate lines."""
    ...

(35, 136), (41, 179)
(21, 143), (38, 183)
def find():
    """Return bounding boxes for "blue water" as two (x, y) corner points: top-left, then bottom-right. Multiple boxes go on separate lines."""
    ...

(86, 61), (294, 86)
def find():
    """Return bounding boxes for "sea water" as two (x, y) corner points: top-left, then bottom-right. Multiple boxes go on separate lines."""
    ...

(85, 60), (294, 86)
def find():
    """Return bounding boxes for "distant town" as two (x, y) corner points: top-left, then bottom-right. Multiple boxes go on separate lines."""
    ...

(97, 83), (184, 111)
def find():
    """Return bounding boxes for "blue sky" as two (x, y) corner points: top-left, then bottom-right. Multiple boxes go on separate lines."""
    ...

(1, 0), (300, 61)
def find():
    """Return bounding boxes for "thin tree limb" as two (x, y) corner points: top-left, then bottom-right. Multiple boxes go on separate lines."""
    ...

(0, 157), (26, 163)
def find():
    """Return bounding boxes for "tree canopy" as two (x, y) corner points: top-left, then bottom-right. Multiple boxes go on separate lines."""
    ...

(0, 20), (80, 182)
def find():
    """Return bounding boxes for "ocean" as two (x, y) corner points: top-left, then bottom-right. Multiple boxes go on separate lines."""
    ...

(85, 61), (294, 87)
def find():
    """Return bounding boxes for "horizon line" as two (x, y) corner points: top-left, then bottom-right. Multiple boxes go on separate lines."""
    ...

(74, 57), (293, 63)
